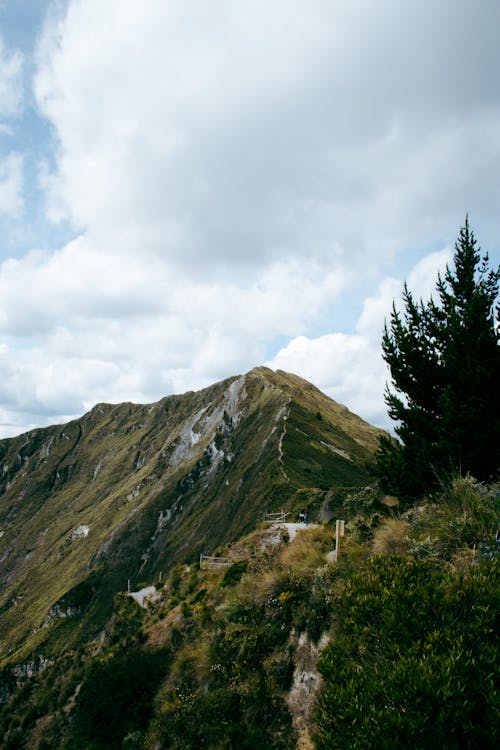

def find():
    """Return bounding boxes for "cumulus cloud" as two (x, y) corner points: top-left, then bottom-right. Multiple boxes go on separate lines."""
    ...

(268, 332), (388, 427)
(267, 249), (453, 429)
(356, 248), (453, 340)
(0, 0), (499, 436)
(33, 0), (500, 270)
(0, 236), (350, 432)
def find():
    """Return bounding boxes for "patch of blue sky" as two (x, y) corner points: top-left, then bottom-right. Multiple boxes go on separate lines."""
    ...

(0, 134), (76, 260)
(0, 0), (51, 52)
(1, 1), (76, 259)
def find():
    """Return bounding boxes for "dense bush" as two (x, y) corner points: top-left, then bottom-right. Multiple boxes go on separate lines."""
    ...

(315, 554), (499, 749)
(221, 560), (248, 587)
(70, 648), (169, 749)
(156, 683), (293, 749)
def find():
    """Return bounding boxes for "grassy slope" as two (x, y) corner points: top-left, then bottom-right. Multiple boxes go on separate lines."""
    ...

(0, 378), (237, 662)
(1, 478), (497, 749)
(0, 368), (384, 663)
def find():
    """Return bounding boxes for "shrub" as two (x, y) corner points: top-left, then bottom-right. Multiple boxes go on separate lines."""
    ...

(315, 554), (499, 749)
(156, 682), (293, 749)
(71, 648), (169, 749)
(221, 560), (248, 588)
(406, 477), (498, 561)
(108, 593), (145, 647)
(371, 517), (410, 556)
(343, 485), (386, 518)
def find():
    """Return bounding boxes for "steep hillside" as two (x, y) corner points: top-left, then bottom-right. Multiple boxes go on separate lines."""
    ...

(1, 477), (497, 750)
(0, 367), (382, 663)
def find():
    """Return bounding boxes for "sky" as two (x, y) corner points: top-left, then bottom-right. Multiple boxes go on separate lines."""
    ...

(0, 0), (499, 438)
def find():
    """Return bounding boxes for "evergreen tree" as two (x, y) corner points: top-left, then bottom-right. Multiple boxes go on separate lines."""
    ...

(374, 218), (500, 500)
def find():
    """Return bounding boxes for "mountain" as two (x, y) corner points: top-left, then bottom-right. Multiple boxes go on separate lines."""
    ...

(1, 370), (497, 750)
(0, 367), (383, 665)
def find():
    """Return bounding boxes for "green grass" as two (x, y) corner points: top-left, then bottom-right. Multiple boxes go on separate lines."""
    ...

(0, 367), (383, 665)
(1, 476), (498, 749)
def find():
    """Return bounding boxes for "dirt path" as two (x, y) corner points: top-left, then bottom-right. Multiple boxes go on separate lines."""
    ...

(279, 522), (318, 540)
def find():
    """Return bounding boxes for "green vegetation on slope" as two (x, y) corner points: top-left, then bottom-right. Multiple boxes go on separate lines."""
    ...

(0, 368), (380, 663)
(1, 477), (498, 749)
(316, 554), (498, 750)
(284, 401), (373, 489)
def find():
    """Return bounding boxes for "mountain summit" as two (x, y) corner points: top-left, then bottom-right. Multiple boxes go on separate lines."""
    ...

(0, 367), (382, 662)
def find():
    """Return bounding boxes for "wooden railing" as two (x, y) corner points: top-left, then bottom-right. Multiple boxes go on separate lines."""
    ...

(199, 554), (234, 569)
(262, 509), (289, 524)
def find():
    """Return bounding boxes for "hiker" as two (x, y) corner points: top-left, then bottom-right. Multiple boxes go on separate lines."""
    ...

(303, 508), (310, 525)
(299, 508), (305, 523)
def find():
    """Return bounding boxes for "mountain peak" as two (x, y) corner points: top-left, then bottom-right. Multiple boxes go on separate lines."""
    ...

(0, 369), (383, 663)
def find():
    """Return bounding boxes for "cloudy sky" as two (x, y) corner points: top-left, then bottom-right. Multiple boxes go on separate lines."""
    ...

(0, 0), (499, 437)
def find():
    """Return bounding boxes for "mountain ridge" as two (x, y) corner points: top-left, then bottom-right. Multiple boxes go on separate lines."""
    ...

(0, 366), (383, 664)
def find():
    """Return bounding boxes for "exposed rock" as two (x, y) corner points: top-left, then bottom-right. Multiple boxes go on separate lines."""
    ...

(287, 631), (330, 749)
(129, 585), (158, 608)
(71, 525), (90, 540)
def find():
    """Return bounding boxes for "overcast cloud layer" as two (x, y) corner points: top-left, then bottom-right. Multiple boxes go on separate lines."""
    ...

(0, 0), (499, 436)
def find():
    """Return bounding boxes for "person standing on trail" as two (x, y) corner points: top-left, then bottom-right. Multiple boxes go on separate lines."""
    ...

(303, 508), (310, 525)
(299, 508), (305, 523)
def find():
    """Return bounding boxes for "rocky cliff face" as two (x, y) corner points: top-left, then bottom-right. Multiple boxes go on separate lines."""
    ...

(0, 367), (383, 663)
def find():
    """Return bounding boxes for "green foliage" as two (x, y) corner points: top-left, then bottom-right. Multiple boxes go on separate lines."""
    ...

(156, 683), (293, 749)
(405, 477), (499, 560)
(343, 485), (386, 517)
(71, 648), (169, 749)
(341, 485), (390, 540)
(1, 477), (498, 749)
(374, 218), (500, 501)
(151, 527), (341, 748)
(284, 402), (373, 489)
(221, 560), (248, 588)
(0, 651), (84, 749)
(108, 594), (146, 647)
(315, 554), (500, 749)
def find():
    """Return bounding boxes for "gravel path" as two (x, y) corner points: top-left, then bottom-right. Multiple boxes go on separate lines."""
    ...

(278, 522), (318, 541)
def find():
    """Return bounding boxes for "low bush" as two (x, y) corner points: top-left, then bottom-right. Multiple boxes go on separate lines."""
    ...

(156, 682), (293, 749)
(221, 560), (248, 588)
(71, 648), (170, 749)
(405, 477), (498, 561)
(371, 517), (410, 555)
(315, 554), (499, 749)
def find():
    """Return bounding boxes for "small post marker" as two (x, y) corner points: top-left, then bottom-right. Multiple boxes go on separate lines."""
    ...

(127, 579), (131, 593)
(335, 520), (345, 561)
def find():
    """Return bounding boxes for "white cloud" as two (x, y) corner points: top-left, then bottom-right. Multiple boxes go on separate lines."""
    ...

(356, 278), (402, 341)
(0, 236), (347, 337)
(267, 248), (454, 430)
(356, 248), (452, 339)
(267, 332), (388, 428)
(0, 36), (24, 220)
(406, 248), (453, 301)
(33, 0), (500, 272)
(0, 0), (498, 436)
(0, 235), (351, 431)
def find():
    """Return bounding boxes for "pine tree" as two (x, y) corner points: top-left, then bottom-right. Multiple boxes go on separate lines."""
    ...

(374, 218), (500, 500)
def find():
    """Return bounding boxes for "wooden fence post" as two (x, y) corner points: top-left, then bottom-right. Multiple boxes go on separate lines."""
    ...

(335, 520), (345, 560)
